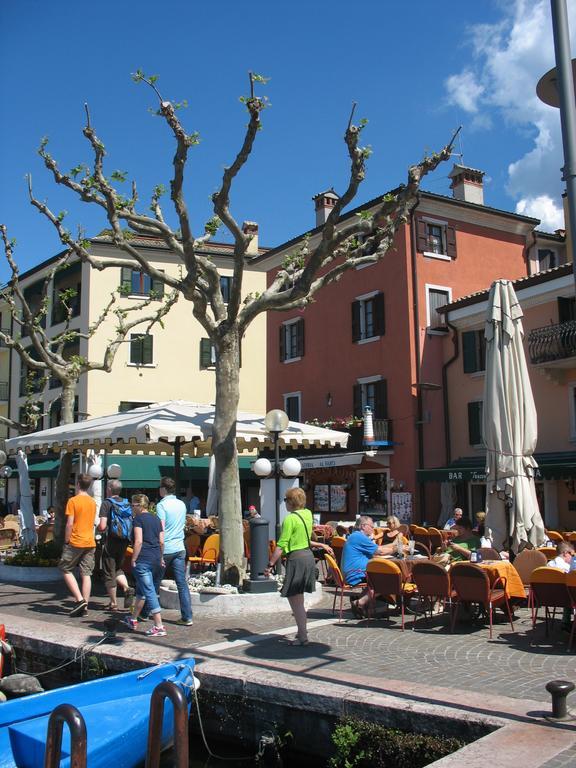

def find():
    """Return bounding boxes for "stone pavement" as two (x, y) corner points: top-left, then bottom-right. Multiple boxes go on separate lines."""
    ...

(2, 578), (576, 766)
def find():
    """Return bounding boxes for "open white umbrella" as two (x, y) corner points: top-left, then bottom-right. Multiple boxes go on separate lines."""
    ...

(15, 450), (37, 547)
(483, 280), (545, 552)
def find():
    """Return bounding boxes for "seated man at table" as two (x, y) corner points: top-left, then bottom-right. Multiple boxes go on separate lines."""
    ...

(341, 516), (395, 617)
(548, 541), (575, 573)
(444, 507), (463, 531)
(442, 517), (481, 562)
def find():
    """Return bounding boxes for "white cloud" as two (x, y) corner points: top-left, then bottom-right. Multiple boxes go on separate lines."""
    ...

(515, 194), (564, 231)
(444, 0), (576, 231)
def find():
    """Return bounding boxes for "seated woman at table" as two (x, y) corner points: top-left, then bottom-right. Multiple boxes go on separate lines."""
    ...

(441, 517), (481, 562)
(473, 511), (486, 533)
(382, 516), (409, 545)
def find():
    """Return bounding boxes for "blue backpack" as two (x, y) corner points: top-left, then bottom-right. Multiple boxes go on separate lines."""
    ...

(107, 497), (133, 540)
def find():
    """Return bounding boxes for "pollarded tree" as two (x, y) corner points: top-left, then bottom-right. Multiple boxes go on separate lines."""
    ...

(27, 73), (457, 583)
(0, 224), (178, 541)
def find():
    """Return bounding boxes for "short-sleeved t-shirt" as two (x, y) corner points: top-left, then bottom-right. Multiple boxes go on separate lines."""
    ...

(341, 530), (378, 585)
(66, 494), (96, 548)
(277, 509), (313, 554)
(156, 495), (187, 555)
(447, 534), (482, 562)
(133, 513), (163, 566)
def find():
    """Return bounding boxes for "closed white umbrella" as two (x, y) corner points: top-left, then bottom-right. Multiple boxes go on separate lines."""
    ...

(15, 450), (37, 547)
(483, 280), (545, 552)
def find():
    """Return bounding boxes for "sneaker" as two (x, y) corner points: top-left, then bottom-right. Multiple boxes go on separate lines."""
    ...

(123, 615), (137, 631)
(123, 588), (135, 611)
(145, 625), (167, 637)
(69, 600), (87, 617)
(176, 618), (194, 626)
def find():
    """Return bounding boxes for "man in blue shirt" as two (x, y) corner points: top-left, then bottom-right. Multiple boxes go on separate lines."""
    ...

(157, 477), (193, 626)
(341, 516), (394, 618)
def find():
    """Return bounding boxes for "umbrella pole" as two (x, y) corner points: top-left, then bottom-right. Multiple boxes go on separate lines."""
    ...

(174, 438), (182, 496)
(505, 499), (513, 562)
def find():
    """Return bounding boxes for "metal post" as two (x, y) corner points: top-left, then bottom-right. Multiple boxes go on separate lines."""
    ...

(174, 438), (182, 496)
(274, 431), (281, 543)
(550, 0), (576, 275)
(44, 703), (87, 768)
(145, 681), (189, 768)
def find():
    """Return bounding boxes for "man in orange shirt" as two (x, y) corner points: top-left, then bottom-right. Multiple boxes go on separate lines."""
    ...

(58, 473), (97, 616)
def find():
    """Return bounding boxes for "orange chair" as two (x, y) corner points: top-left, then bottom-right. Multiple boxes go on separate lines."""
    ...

(564, 532), (576, 543)
(184, 533), (201, 558)
(330, 536), (347, 567)
(537, 547), (558, 561)
(411, 560), (455, 629)
(512, 549), (547, 617)
(427, 527), (444, 554)
(0, 528), (15, 551)
(411, 525), (431, 554)
(324, 553), (366, 622)
(566, 571), (576, 650)
(478, 547), (501, 561)
(188, 533), (220, 572)
(530, 566), (572, 636)
(366, 559), (417, 631)
(450, 563), (515, 639)
(546, 530), (565, 544)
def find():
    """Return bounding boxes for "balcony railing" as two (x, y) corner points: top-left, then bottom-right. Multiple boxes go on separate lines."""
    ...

(347, 419), (393, 450)
(0, 381), (8, 401)
(528, 320), (576, 364)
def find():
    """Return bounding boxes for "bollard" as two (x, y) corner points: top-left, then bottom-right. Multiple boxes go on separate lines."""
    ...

(242, 517), (277, 593)
(545, 679), (575, 720)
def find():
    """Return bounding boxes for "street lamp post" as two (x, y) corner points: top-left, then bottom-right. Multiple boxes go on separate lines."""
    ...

(264, 409), (290, 542)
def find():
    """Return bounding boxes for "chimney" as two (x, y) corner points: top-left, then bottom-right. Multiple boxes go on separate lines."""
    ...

(242, 221), (259, 255)
(312, 188), (339, 227)
(448, 164), (485, 206)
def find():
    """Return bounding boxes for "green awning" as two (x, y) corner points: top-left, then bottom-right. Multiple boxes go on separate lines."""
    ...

(417, 452), (576, 482)
(28, 458), (61, 478)
(104, 455), (254, 488)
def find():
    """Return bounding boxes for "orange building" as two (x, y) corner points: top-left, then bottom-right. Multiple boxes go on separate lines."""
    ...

(257, 166), (562, 524)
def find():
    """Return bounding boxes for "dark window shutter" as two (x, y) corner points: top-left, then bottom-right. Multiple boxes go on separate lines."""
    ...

(200, 338), (213, 368)
(373, 379), (387, 419)
(296, 318), (305, 357)
(352, 300), (361, 342)
(373, 292), (385, 336)
(353, 384), (362, 418)
(130, 335), (141, 365)
(121, 267), (132, 293)
(468, 401), (482, 445)
(151, 271), (165, 298)
(416, 219), (428, 252)
(463, 331), (477, 373)
(279, 324), (285, 362)
(446, 225), (457, 258)
(142, 335), (153, 365)
(558, 296), (576, 323)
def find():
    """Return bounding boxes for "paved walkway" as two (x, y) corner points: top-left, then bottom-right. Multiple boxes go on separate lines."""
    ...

(2, 578), (576, 766)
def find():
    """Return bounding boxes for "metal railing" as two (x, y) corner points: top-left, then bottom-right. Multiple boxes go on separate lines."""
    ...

(146, 680), (189, 768)
(348, 419), (393, 450)
(528, 320), (576, 364)
(44, 703), (87, 768)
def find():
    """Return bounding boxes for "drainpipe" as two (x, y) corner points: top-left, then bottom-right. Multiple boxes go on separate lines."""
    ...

(442, 321), (460, 465)
(409, 201), (425, 521)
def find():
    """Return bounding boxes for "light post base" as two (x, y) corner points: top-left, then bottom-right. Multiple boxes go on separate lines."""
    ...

(242, 578), (279, 594)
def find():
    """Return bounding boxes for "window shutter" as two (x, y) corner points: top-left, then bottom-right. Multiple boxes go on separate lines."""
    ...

(296, 318), (305, 357)
(462, 331), (477, 373)
(373, 379), (388, 419)
(351, 301), (361, 342)
(468, 401), (482, 445)
(373, 292), (385, 336)
(416, 219), (428, 252)
(558, 297), (576, 323)
(446, 225), (457, 258)
(151, 271), (165, 298)
(130, 336), (142, 365)
(428, 290), (448, 330)
(121, 267), (132, 293)
(200, 338), (213, 368)
(141, 335), (153, 365)
(279, 324), (286, 362)
(353, 384), (362, 418)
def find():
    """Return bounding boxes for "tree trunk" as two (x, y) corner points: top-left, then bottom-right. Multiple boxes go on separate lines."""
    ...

(53, 381), (76, 545)
(213, 330), (243, 585)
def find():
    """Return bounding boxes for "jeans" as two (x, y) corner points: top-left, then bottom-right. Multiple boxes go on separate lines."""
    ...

(133, 561), (162, 616)
(162, 550), (193, 621)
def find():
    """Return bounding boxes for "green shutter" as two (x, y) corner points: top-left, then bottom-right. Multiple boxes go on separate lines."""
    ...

(373, 292), (385, 336)
(200, 338), (213, 368)
(351, 301), (361, 342)
(121, 267), (132, 294)
(130, 335), (142, 365)
(142, 334), (153, 365)
(446, 225), (457, 258)
(296, 318), (305, 357)
(374, 379), (387, 419)
(353, 384), (362, 418)
(416, 218), (428, 252)
(151, 271), (165, 299)
(468, 401), (482, 445)
(463, 331), (477, 373)
(279, 325), (285, 362)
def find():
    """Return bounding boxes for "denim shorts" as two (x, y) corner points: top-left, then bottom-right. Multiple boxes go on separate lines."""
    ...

(132, 560), (162, 615)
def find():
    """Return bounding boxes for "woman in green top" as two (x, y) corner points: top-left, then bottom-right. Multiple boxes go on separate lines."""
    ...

(266, 487), (332, 646)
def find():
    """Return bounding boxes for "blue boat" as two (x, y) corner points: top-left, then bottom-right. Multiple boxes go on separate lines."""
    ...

(0, 658), (196, 768)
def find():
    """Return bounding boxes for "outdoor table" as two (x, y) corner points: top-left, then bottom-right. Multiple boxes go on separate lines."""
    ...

(373, 554), (429, 582)
(450, 560), (525, 601)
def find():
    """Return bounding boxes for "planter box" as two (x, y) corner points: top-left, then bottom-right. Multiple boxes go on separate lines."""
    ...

(0, 563), (61, 583)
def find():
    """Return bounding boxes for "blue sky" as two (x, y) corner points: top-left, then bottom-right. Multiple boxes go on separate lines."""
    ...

(1, 0), (574, 275)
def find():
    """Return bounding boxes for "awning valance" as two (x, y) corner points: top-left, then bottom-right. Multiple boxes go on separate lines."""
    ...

(417, 452), (576, 482)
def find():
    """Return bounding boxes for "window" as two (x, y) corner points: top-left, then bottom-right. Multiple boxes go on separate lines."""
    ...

(426, 286), (451, 330)
(416, 218), (457, 259)
(119, 401), (154, 412)
(19, 348), (45, 397)
(49, 396), (80, 428)
(120, 267), (164, 298)
(49, 340), (80, 389)
(199, 338), (217, 369)
(538, 248), (557, 271)
(353, 378), (387, 419)
(52, 262), (82, 325)
(283, 392), (301, 422)
(558, 296), (576, 324)
(463, 330), (486, 373)
(468, 401), (483, 446)
(352, 292), (385, 342)
(129, 334), (153, 365)
(220, 276), (232, 303)
(280, 318), (304, 362)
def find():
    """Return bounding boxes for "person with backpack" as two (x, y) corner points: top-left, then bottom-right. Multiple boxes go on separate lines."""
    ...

(98, 479), (135, 611)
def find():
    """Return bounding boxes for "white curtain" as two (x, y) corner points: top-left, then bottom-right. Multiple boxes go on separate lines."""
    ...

(86, 450), (104, 522)
(16, 450), (37, 547)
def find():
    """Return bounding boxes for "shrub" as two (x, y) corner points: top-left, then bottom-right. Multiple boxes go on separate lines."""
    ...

(329, 718), (465, 768)
(5, 540), (62, 567)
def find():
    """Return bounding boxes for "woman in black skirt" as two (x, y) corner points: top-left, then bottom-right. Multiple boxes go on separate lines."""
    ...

(265, 487), (332, 645)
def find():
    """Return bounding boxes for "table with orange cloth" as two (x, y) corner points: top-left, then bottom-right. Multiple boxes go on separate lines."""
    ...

(477, 560), (525, 600)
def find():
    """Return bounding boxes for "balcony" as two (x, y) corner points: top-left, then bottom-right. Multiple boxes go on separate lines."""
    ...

(347, 419), (393, 450)
(528, 320), (576, 366)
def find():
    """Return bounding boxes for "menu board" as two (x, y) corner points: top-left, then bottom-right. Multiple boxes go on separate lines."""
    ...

(391, 492), (412, 523)
(314, 484), (348, 514)
(330, 485), (347, 514)
(314, 485), (330, 512)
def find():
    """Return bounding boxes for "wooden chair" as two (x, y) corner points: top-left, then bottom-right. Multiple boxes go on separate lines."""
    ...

(330, 536), (347, 567)
(398, 524), (410, 537)
(411, 525), (431, 554)
(0, 528), (15, 551)
(411, 560), (455, 629)
(546, 530), (565, 544)
(2, 520), (20, 543)
(537, 547), (558, 561)
(413, 541), (431, 558)
(188, 533), (220, 572)
(512, 549), (547, 617)
(4, 514), (20, 525)
(427, 527), (444, 554)
(566, 571), (576, 651)
(478, 547), (502, 561)
(450, 563), (515, 639)
(37, 523), (54, 545)
(324, 553), (366, 622)
(366, 559), (416, 631)
(530, 566), (572, 636)
(564, 532), (576, 544)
